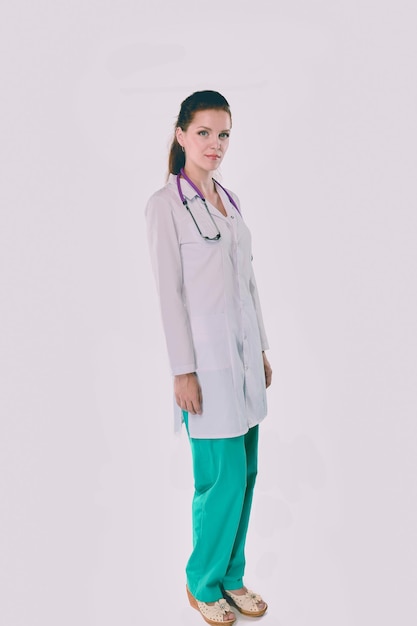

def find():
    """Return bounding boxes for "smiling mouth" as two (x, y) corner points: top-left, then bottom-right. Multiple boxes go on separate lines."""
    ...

(206, 155), (220, 159)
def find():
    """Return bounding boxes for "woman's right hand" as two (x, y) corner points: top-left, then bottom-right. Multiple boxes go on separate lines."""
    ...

(174, 373), (203, 415)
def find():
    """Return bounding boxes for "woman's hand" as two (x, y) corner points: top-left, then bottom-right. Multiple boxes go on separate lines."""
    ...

(262, 352), (272, 388)
(174, 373), (203, 415)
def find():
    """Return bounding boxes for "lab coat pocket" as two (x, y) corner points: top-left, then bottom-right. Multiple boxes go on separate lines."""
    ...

(190, 312), (230, 371)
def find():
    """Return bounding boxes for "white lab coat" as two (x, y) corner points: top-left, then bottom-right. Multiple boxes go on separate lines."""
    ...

(145, 174), (269, 438)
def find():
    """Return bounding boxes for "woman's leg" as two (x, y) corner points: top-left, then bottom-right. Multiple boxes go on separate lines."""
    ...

(223, 425), (259, 591)
(183, 413), (249, 603)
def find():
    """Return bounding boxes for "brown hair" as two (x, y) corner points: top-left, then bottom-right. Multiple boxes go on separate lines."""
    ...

(167, 90), (232, 177)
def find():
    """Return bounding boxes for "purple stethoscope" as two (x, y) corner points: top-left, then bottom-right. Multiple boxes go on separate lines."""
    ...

(176, 167), (241, 241)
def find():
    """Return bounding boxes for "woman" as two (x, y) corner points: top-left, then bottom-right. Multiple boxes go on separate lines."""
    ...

(145, 90), (272, 625)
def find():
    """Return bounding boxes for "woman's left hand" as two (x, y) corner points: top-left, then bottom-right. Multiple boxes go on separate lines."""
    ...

(262, 352), (272, 388)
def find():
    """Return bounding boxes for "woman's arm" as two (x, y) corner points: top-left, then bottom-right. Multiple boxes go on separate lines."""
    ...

(145, 193), (202, 413)
(250, 264), (272, 388)
(228, 189), (272, 388)
(262, 351), (272, 388)
(146, 193), (196, 374)
(249, 263), (269, 352)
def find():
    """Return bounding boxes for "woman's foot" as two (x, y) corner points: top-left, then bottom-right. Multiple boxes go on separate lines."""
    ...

(223, 586), (268, 617)
(186, 585), (236, 624)
(204, 601), (236, 623)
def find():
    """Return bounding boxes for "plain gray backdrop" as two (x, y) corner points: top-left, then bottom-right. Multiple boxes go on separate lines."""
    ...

(1, 1), (416, 625)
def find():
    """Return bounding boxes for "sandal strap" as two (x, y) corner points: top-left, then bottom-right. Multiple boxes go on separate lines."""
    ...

(196, 598), (232, 622)
(224, 589), (263, 612)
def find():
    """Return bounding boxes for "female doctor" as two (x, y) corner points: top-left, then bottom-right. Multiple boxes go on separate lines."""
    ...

(145, 90), (272, 625)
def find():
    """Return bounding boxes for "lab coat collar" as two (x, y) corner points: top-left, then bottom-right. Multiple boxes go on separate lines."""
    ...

(168, 173), (232, 221)
(168, 173), (198, 201)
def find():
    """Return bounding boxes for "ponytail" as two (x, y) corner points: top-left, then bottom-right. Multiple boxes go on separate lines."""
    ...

(168, 137), (185, 176)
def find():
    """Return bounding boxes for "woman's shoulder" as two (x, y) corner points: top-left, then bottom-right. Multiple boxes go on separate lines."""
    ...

(227, 188), (241, 206)
(216, 181), (242, 214)
(145, 175), (178, 214)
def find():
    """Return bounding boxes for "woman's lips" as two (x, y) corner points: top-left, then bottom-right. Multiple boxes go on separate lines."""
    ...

(205, 155), (220, 159)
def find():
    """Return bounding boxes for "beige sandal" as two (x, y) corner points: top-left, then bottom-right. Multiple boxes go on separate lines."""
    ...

(186, 585), (236, 625)
(224, 588), (268, 617)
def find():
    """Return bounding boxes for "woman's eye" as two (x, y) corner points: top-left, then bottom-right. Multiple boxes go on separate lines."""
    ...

(198, 130), (208, 136)
(220, 132), (230, 139)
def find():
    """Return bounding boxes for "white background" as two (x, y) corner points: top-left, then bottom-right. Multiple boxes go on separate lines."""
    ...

(1, 1), (416, 625)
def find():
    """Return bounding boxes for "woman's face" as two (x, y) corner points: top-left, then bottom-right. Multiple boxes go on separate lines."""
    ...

(176, 109), (231, 175)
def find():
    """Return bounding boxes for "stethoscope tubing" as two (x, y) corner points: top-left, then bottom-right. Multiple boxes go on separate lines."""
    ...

(176, 168), (241, 215)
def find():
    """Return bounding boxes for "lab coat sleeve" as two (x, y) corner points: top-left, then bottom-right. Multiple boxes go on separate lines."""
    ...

(249, 263), (269, 351)
(145, 192), (196, 375)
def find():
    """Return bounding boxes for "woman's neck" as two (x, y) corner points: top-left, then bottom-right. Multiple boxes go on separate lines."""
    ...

(182, 165), (216, 199)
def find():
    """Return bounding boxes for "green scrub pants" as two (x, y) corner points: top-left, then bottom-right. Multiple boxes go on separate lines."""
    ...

(183, 411), (259, 602)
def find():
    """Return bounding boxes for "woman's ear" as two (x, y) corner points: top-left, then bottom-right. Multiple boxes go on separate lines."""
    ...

(176, 126), (184, 147)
